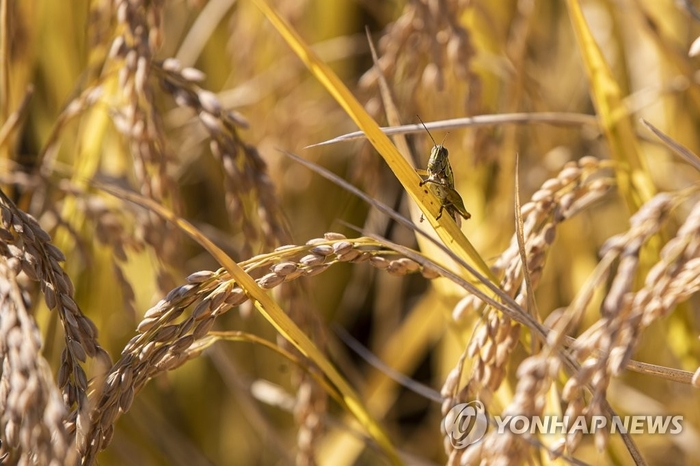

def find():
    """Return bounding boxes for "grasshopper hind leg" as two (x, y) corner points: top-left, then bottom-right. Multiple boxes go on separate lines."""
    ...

(436, 205), (445, 220)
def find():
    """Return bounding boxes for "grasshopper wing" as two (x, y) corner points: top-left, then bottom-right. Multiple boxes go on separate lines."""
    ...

(443, 185), (471, 220)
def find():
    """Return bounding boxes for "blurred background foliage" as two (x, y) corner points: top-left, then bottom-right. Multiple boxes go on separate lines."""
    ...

(2, 0), (700, 464)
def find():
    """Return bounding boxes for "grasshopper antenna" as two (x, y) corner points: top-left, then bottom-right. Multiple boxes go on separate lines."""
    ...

(417, 115), (448, 147)
(416, 114), (438, 147)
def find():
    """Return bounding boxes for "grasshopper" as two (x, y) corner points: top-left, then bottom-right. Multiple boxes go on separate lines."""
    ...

(416, 118), (471, 223)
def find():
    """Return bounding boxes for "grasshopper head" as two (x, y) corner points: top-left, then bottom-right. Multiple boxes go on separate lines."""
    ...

(427, 144), (449, 175)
